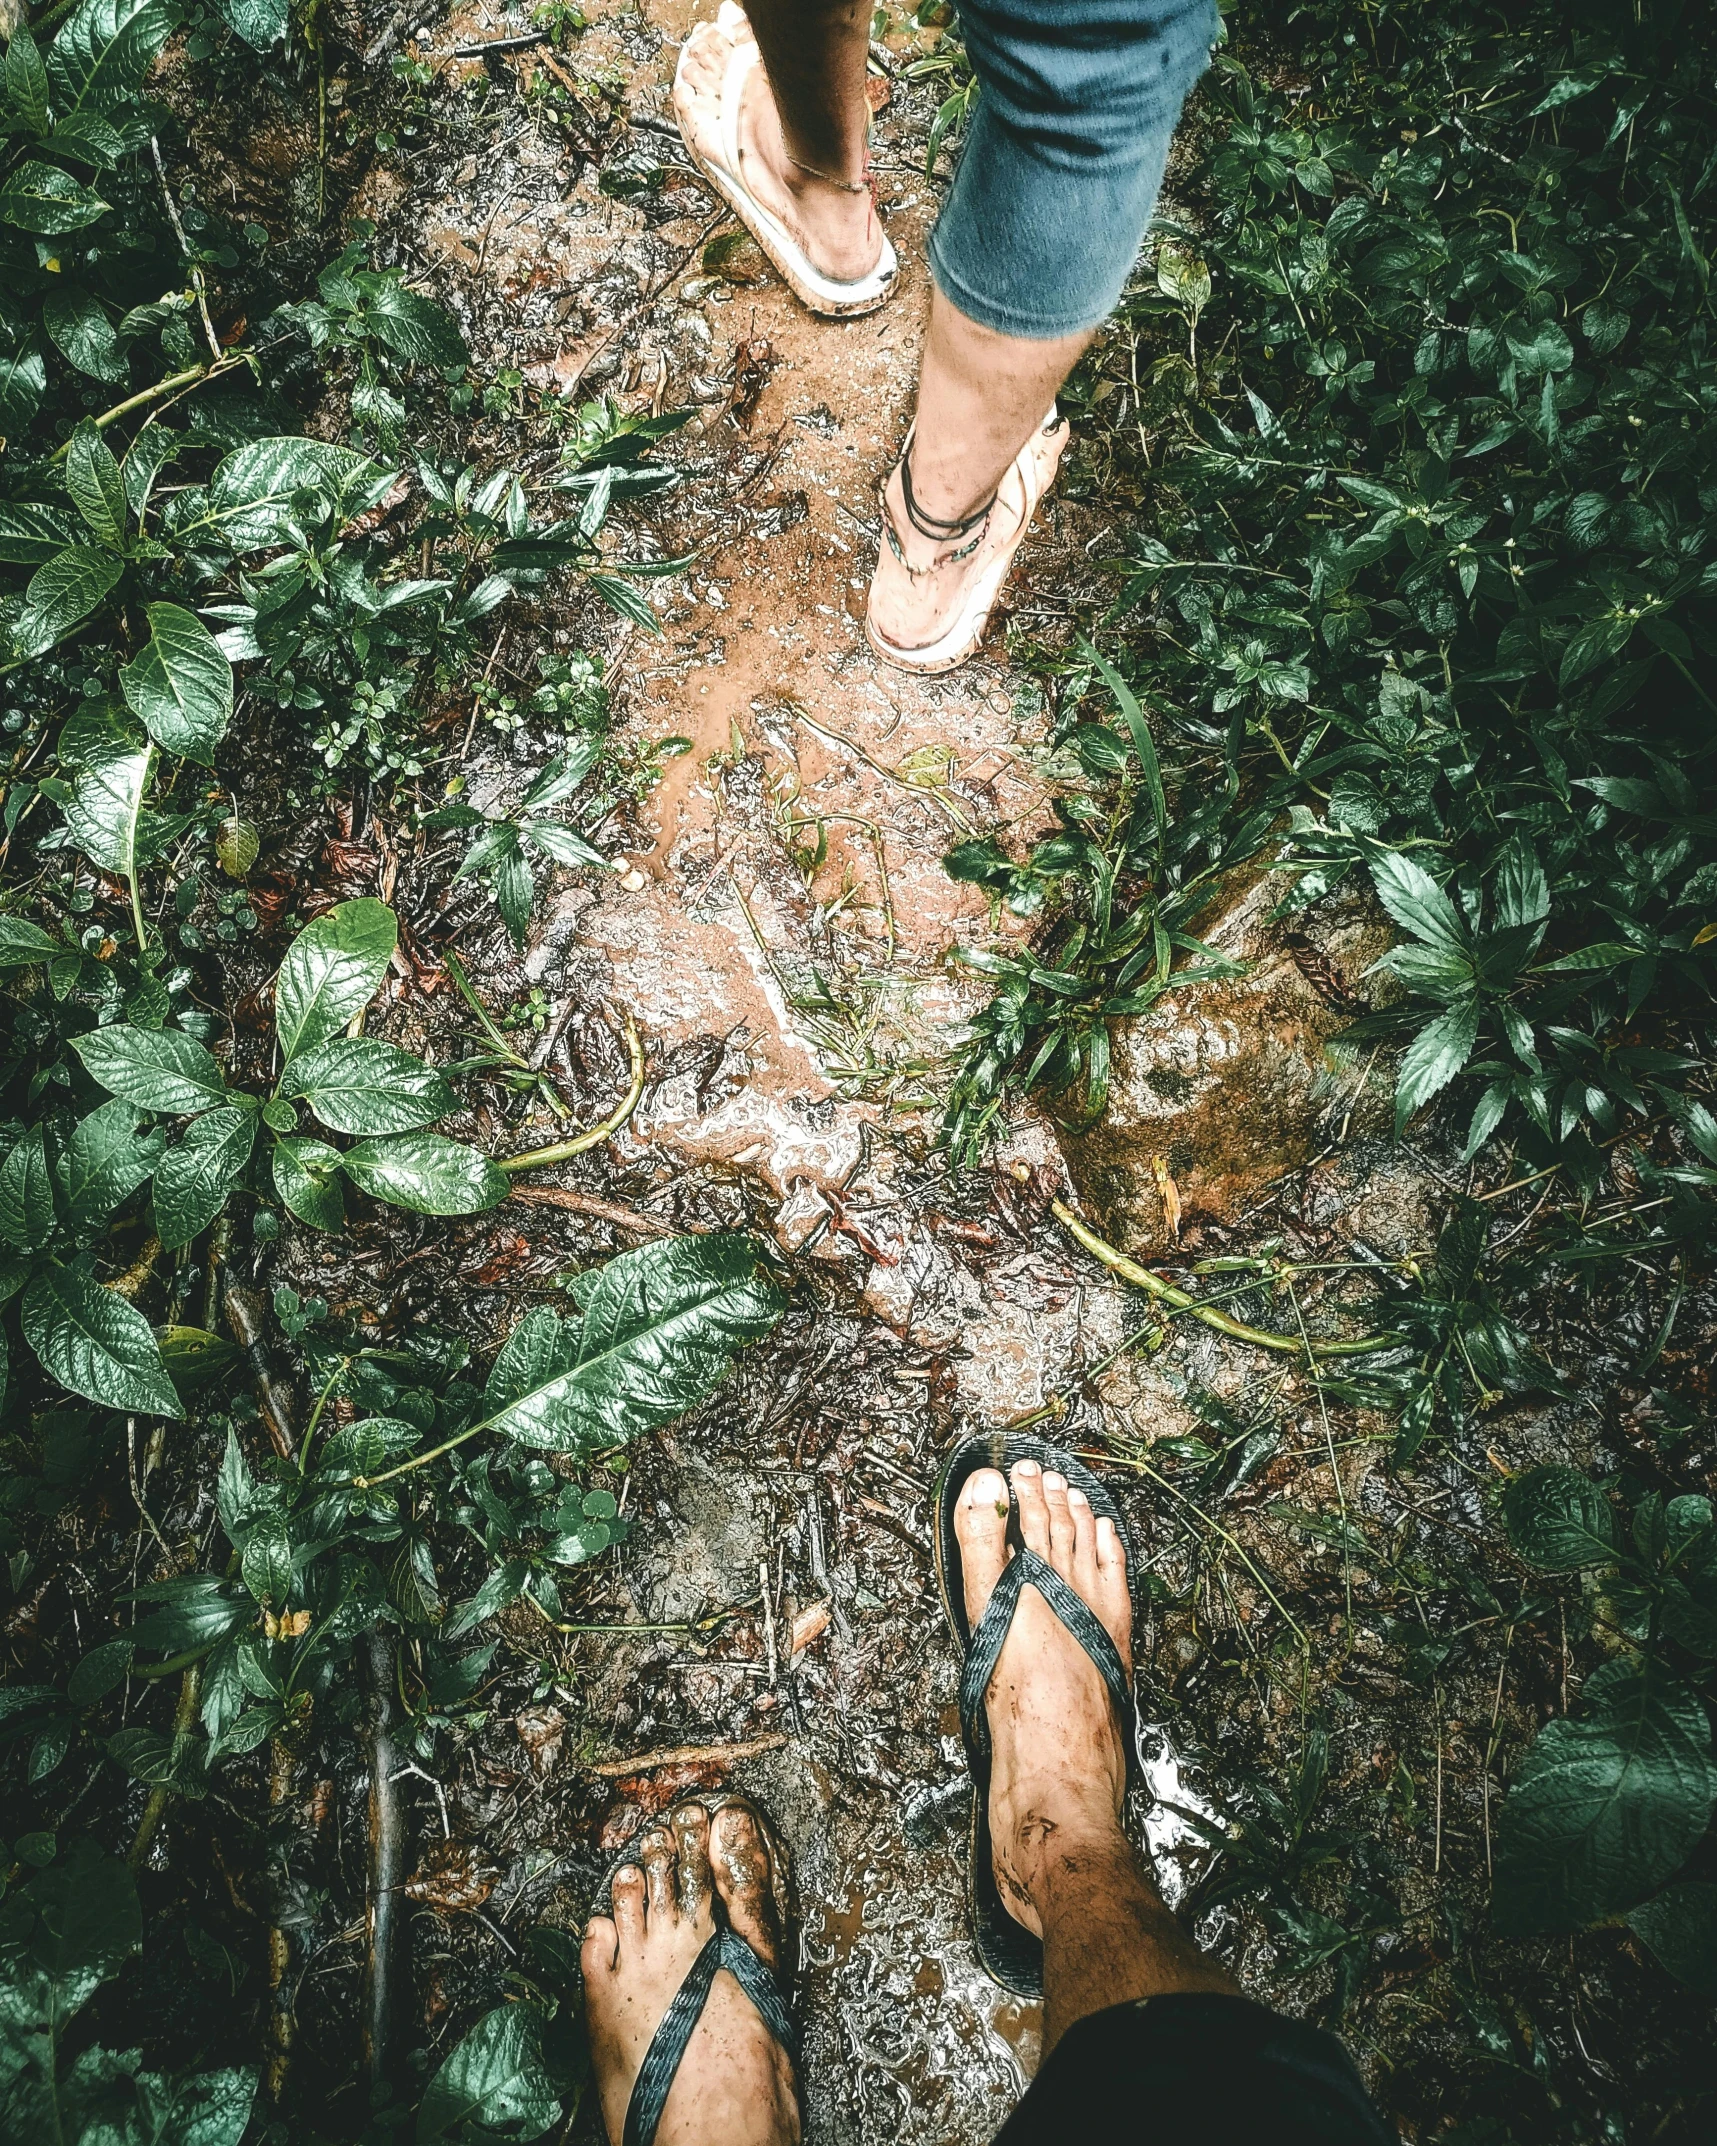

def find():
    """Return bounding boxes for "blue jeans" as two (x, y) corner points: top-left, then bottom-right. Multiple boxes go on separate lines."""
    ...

(927, 0), (1219, 339)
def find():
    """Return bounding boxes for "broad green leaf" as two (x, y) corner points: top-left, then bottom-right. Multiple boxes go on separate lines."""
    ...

(4, 24), (50, 133)
(484, 1304), (581, 1415)
(43, 287), (128, 384)
(22, 1258), (179, 1415)
(46, 0), (180, 117)
(1368, 851), (1467, 953)
(240, 1517), (293, 1607)
(1394, 998), (1479, 1131)
(271, 1135), (346, 1233)
(203, 435), (388, 551)
(355, 275), (469, 368)
(0, 915), (63, 967)
(342, 1132), (508, 1216)
(65, 419), (127, 547)
(120, 603), (234, 764)
(68, 1636), (135, 1705)
(1501, 1466), (1619, 1570)
(60, 726), (151, 876)
(279, 1036), (454, 1135)
(417, 2001), (563, 2143)
(1627, 1882), (1717, 1997)
(9, 544), (123, 662)
(215, 0), (288, 48)
(0, 346), (48, 440)
(152, 1109), (255, 1249)
(523, 822), (611, 870)
(108, 1723), (207, 1796)
(55, 1097), (167, 1232)
(0, 160), (110, 234)
(274, 898), (398, 1063)
(484, 1233), (785, 1452)
(47, 108), (128, 166)
(1493, 1657), (1717, 1934)
(72, 1024), (230, 1113)
(0, 1124), (55, 1250)
(128, 1574), (252, 1654)
(120, 2066), (260, 2146)
(0, 500), (81, 567)
(0, 1838), (141, 2034)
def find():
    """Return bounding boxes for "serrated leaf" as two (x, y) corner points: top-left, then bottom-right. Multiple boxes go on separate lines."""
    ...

(523, 821), (611, 870)
(354, 274), (468, 367)
(1394, 998), (1479, 1130)
(0, 915), (64, 967)
(55, 1096), (166, 1232)
(274, 898), (397, 1064)
(47, 0), (180, 117)
(120, 602), (234, 765)
(4, 24), (50, 132)
(203, 435), (389, 551)
(153, 1108), (255, 1249)
(1502, 1466), (1619, 1570)
(271, 1135), (346, 1233)
(481, 1233), (785, 1453)
(279, 1036), (454, 1135)
(72, 1024), (230, 1113)
(1369, 850), (1467, 953)
(341, 1132), (508, 1215)
(22, 1258), (179, 1415)
(1493, 1657), (1717, 1934)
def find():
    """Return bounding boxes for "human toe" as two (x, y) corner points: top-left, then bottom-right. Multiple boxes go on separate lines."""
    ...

(1011, 1458), (1051, 1555)
(611, 1863), (646, 1947)
(1041, 1470), (1078, 1570)
(581, 1914), (619, 1980)
(955, 1466), (1009, 1627)
(640, 1828), (678, 1922)
(1067, 1483), (1101, 1598)
(710, 1803), (781, 1967)
(672, 1802), (715, 1916)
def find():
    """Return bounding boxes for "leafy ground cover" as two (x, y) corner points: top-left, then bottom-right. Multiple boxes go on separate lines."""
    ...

(0, 0), (1714, 2142)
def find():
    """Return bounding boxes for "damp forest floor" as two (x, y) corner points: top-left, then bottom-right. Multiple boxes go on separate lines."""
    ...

(4, 5), (1716, 2146)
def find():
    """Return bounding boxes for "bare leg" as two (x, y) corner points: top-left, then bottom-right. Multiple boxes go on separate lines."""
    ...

(676, 2), (881, 283)
(866, 294), (1086, 656)
(955, 1459), (1235, 2057)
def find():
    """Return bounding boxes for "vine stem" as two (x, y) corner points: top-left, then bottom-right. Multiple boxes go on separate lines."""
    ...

(1051, 1200), (1395, 1359)
(125, 1664), (201, 1869)
(499, 1011), (645, 1172)
(44, 357), (246, 461)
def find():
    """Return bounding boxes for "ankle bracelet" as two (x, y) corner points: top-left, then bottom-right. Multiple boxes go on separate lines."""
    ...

(785, 151), (878, 204)
(882, 443), (996, 573)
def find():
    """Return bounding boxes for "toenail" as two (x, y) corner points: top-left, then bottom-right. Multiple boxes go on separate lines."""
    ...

(1015, 1459), (1039, 1476)
(1069, 1486), (1088, 1506)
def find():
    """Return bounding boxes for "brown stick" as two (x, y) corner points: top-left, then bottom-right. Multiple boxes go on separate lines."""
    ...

(508, 1185), (677, 1236)
(223, 1281), (296, 1460)
(588, 1732), (788, 1778)
(362, 1631), (406, 2090)
(265, 1735), (299, 2100)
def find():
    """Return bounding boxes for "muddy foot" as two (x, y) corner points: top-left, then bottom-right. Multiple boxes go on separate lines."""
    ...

(582, 1801), (800, 2146)
(673, 8), (884, 286)
(953, 1458), (1133, 1935)
(866, 417), (1069, 666)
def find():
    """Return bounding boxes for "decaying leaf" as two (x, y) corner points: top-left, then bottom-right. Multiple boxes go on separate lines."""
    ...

(405, 1839), (504, 1913)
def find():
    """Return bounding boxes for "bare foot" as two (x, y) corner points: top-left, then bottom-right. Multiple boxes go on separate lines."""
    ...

(582, 1802), (799, 2146)
(866, 416), (1069, 661)
(953, 1458), (1133, 1937)
(673, 12), (883, 285)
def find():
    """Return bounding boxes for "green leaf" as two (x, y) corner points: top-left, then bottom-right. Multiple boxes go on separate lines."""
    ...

(0, 1837), (141, 2036)
(342, 1132), (508, 1216)
(0, 1124), (56, 1250)
(240, 1517), (293, 1607)
(47, 0), (180, 115)
(4, 24), (51, 133)
(1081, 638), (1166, 853)
(68, 1636), (135, 1704)
(1369, 850), (1467, 953)
(0, 501), (80, 568)
(120, 603), (234, 765)
(48, 108), (129, 167)
(43, 287), (128, 384)
(9, 544), (123, 662)
(483, 1233), (785, 1453)
(119, 2067), (260, 2146)
(214, 0), (288, 48)
(271, 1135), (346, 1233)
(0, 915), (62, 967)
(73, 1024), (230, 1113)
(1394, 999), (1479, 1131)
(60, 723), (151, 876)
(279, 1036), (455, 1135)
(1493, 1657), (1717, 1934)
(417, 2001), (563, 2143)
(65, 419), (127, 547)
(55, 1096), (167, 1231)
(355, 275), (469, 368)
(521, 822), (610, 870)
(21, 1259), (179, 1415)
(0, 160), (110, 234)
(152, 1109), (256, 1249)
(204, 435), (389, 551)
(127, 1574), (252, 1654)
(274, 899), (398, 1064)
(1501, 1466), (1619, 1570)
(1627, 1882), (1717, 1997)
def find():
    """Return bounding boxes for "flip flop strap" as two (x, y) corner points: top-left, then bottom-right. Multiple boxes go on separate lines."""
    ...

(956, 1546), (1137, 1787)
(622, 1928), (796, 2146)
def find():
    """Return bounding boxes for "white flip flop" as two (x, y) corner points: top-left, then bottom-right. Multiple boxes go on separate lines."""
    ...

(672, 1), (898, 319)
(865, 409), (1069, 675)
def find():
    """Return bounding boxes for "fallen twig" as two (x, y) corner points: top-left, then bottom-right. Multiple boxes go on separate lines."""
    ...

(589, 1732), (788, 1778)
(363, 1631), (406, 2091)
(508, 1185), (677, 1236)
(223, 1280), (297, 1459)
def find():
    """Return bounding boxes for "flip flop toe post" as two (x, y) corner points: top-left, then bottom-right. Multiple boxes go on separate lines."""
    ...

(934, 1432), (1140, 1997)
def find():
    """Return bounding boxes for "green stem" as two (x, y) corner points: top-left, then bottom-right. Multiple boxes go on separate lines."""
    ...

(298, 1354), (353, 1473)
(443, 948), (525, 1062)
(46, 357), (244, 461)
(499, 1012), (645, 1172)
(126, 1664), (202, 1869)
(1052, 1201), (1396, 1358)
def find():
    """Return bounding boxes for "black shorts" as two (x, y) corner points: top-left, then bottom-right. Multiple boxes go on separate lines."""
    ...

(993, 1994), (1396, 2145)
